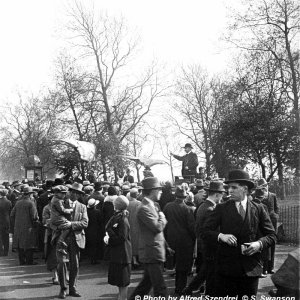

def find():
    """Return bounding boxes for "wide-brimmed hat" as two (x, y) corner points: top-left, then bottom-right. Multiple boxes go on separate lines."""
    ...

(256, 178), (268, 189)
(175, 186), (188, 199)
(195, 179), (204, 188)
(52, 185), (68, 193)
(142, 177), (162, 190)
(23, 186), (35, 194)
(224, 169), (254, 190)
(87, 198), (99, 208)
(83, 180), (94, 187)
(69, 182), (85, 194)
(144, 165), (152, 171)
(182, 143), (193, 149)
(205, 180), (226, 193)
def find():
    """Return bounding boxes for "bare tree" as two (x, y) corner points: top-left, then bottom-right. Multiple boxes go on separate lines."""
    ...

(226, 0), (300, 129)
(57, 3), (167, 178)
(0, 95), (59, 180)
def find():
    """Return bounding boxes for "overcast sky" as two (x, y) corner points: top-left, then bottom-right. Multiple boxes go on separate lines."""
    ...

(0, 0), (235, 105)
(0, 0), (240, 180)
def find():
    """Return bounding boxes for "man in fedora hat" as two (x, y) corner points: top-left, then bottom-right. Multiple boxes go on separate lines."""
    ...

(255, 178), (279, 274)
(170, 143), (198, 182)
(56, 182), (88, 299)
(129, 177), (168, 299)
(184, 180), (225, 296)
(201, 170), (276, 297)
(163, 186), (195, 295)
(10, 186), (39, 265)
(194, 179), (206, 210)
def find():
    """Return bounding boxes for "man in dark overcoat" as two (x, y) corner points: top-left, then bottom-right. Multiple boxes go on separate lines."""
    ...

(256, 178), (279, 274)
(56, 183), (88, 299)
(201, 169), (276, 297)
(10, 186), (39, 265)
(163, 186), (195, 294)
(0, 188), (12, 256)
(183, 180), (225, 296)
(129, 177), (167, 299)
(171, 143), (198, 182)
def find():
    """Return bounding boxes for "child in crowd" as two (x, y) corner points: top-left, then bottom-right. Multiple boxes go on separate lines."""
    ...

(50, 185), (73, 255)
(104, 195), (132, 300)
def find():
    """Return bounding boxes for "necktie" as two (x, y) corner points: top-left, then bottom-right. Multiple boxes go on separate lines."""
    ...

(238, 202), (246, 220)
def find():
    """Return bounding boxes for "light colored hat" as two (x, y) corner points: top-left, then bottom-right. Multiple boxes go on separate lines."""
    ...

(87, 198), (99, 208)
(113, 195), (129, 211)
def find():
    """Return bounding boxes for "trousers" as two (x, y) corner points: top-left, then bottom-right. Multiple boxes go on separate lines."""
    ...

(18, 248), (33, 265)
(57, 233), (80, 292)
(0, 227), (9, 256)
(129, 262), (167, 299)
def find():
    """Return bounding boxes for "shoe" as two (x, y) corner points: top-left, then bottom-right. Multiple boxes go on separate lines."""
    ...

(260, 272), (268, 278)
(58, 289), (67, 299)
(268, 269), (275, 274)
(69, 289), (81, 297)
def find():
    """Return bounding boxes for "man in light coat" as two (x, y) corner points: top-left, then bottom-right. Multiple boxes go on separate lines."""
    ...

(56, 183), (88, 299)
(129, 177), (167, 299)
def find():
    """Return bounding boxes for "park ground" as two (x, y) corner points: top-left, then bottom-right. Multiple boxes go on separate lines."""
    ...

(0, 243), (298, 300)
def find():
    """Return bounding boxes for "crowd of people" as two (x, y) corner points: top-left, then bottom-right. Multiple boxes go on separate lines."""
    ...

(0, 165), (280, 299)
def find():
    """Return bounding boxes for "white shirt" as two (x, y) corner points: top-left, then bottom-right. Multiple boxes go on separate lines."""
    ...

(235, 196), (247, 212)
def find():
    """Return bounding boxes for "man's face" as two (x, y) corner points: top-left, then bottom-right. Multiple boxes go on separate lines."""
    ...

(70, 190), (79, 201)
(57, 192), (66, 200)
(184, 147), (191, 154)
(151, 189), (162, 201)
(228, 182), (247, 202)
(261, 186), (268, 196)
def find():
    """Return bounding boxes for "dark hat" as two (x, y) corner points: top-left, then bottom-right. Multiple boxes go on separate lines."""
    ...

(45, 179), (54, 188)
(256, 178), (268, 188)
(68, 182), (84, 194)
(52, 185), (68, 193)
(12, 181), (22, 187)
(142, 177), (162, 190)
(224, 169), (254, 190)
(205, 180), (226, 193)
(144, 165), (151, 171)
(54, 178), (64, 186)
(195, 179), (204, 187)
(23, 186), (35, 194)
(182, 143), (193, 149)
(175, 186), (188, 198)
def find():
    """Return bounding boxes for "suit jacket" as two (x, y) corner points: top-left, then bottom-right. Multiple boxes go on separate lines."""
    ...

(137, 197), (167, 263)
(69, 200), (89, 249)
(261, 192), (279, 229)
(195, 199), (218, 258)
(173, 152), (198, 176)
(0, 196), (12, 229)
(201, 198), (276, 277)
(163, 199), (195, 271)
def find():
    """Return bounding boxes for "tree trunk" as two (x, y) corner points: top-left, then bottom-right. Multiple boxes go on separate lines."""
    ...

(277, 161), (285, 200)
(101, 160), (107, 181)
(135, 164), (140, 182)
